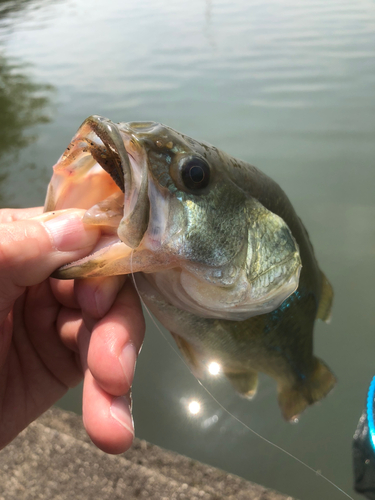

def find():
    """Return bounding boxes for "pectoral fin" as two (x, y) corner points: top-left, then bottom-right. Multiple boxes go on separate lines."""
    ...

(316, 272), (334, 323)
(170, 332), (205, 378)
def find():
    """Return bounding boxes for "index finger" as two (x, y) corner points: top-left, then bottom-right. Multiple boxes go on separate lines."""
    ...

(0, 207), (43, 223)
(82, 279), (145, 396)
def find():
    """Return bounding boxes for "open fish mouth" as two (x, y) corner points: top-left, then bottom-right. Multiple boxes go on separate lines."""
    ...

(44, 116), (158, 278)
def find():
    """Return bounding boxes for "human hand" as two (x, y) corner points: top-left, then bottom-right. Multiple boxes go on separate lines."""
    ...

(0, 207), (145, 454)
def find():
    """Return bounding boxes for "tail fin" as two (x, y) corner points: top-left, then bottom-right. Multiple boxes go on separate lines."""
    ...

(278, 358), (336, 421)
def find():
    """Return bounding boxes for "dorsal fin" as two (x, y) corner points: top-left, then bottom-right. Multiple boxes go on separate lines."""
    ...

(316, 272), (334, 323)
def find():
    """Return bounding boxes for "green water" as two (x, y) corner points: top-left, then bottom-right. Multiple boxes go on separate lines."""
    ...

(1, 0), (374, 498)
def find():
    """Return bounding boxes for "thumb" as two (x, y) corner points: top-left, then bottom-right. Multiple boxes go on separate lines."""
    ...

(0, 209), (100, 321)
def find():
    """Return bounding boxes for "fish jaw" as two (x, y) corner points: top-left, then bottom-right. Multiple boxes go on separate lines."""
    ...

(44, 116), (153, 277)
(44, 118), (185, 279)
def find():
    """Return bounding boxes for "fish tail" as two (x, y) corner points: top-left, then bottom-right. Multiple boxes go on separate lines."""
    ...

(278, 358), (337, 421)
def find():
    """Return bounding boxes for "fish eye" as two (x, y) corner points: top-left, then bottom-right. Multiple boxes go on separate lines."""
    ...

(180, 157), (210, 190)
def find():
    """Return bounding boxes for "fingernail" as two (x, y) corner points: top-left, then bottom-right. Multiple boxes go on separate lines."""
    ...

(43, 213), (99, 252)
(110, 396), (134, 434)
(119, 343), (137, 387)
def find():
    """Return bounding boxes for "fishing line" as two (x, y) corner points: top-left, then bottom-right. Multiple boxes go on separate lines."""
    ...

(129, 251), (354, 500)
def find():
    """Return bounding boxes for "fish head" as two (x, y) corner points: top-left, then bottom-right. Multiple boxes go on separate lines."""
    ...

(45, 116), (301, 320)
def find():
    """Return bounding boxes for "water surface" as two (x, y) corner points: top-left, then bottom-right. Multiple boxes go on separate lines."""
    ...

(1, 1), (374, 498)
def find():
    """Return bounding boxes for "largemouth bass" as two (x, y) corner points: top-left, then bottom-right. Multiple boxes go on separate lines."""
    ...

(44, 115), (335, 421)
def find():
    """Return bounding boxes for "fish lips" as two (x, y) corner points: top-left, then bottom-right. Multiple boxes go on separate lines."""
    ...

(44, 116), (160, 278)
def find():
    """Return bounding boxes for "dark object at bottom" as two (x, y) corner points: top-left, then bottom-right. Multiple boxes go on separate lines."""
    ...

(353, 377), (375, 499)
